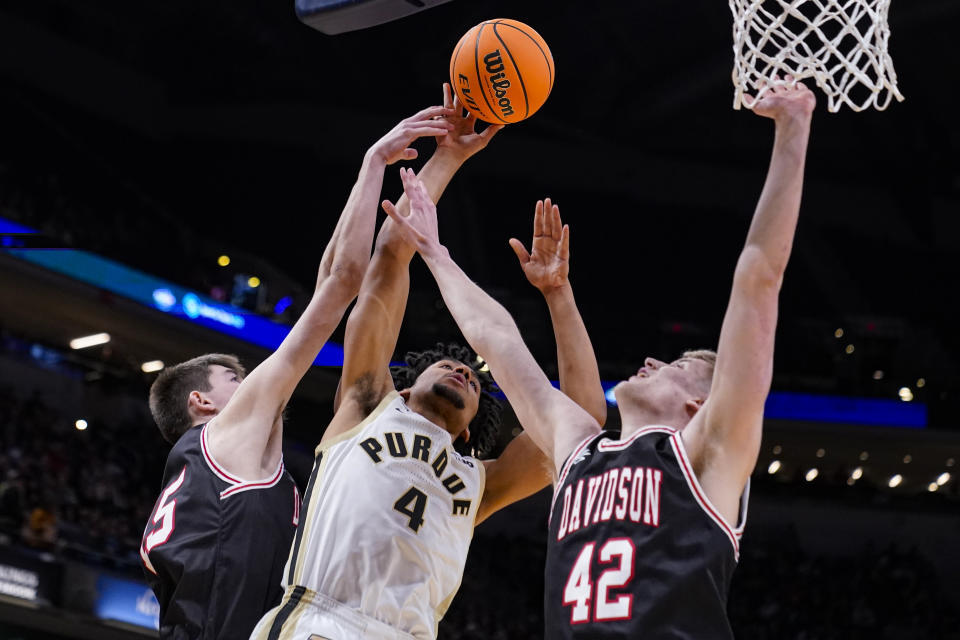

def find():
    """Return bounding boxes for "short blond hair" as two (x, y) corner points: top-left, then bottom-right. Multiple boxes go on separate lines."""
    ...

(682, 349), (717, 394)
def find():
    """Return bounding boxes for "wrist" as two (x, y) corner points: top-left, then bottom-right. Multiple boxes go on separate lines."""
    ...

(363, 147), (390, 169)
(421, 243), (451, 265)
(540, 281), (574, 303)
(430, 146), (471, 167)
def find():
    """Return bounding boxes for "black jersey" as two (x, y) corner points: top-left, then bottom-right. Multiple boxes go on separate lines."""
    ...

(140, 424), (300, 639)
(545, 427), (748, 640)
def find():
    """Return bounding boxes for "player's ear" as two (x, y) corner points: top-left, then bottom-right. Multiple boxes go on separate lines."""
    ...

(188, 390), (215, 419)
(684, 397), (704, 418)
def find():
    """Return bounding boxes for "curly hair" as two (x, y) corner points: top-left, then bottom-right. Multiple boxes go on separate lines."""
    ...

(390, 342), (502, 459)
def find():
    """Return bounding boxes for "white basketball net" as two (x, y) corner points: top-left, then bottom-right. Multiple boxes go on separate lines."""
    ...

(730, 0), (905, 112)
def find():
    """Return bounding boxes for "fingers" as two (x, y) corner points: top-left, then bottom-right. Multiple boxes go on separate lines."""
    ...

(533, 200), (545, 238)
(542, 198), (553, 238)
(399, 167), (431, 207)
(508, 238), (531, 265)
(559, 224), (570, 261)
(381, 199), (403, 223)
(408, 105), (457, 123)
(548, 200), (562, 242)
(443, 83), (453, 110)
(405, 123), (455, 138)
(402, 148), (418, 160)
(478, 123), (504, 142)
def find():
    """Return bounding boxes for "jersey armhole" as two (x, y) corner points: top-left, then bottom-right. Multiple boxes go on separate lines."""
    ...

(669, 432), (743, 561)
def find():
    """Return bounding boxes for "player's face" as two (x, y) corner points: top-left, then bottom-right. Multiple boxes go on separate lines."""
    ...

(615, 356), (711, 409)
(414, 359), (482, 423)
(205, 364), (243, 412)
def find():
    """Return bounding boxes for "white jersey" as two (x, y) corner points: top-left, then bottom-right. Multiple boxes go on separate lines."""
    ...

(280, 392), (485, 638)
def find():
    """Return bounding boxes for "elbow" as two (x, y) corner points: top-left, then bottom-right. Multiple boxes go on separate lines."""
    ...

(327, 259), (367, 299)
(734, 246), (783, 294)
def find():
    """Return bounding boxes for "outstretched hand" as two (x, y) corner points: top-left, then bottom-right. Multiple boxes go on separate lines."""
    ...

(745, 76), (816, 123)
(370, 105), (457, 165)
(381, 168), (445, 259)
(435, 82), (504, 162)
(509, 198), (570, 293)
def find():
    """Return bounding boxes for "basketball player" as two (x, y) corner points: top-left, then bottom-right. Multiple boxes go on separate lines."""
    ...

(385, 79), (816, 638)
(252, 85), (606, 639)
(139, 104), (457, 639)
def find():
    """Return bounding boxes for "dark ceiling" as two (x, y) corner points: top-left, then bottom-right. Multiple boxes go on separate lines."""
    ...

(1, 0), (959, 428)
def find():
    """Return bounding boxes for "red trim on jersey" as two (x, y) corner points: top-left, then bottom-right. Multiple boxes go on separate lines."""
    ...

(669, 432), (740, 560)
(219, 463), (285, 499)
(200, 425), (242, 484)
(596, 425), (676, 452)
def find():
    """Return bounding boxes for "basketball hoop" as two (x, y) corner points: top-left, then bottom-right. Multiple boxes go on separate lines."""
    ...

(730, 0), (905, 112)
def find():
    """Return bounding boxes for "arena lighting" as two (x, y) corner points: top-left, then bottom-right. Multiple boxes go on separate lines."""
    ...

(772, 444), (782, 455)
(917, 378), (926, 388)
(479, 363), (490, 373)
(860, 451), (870, 461)
(805, 468), (818, 482)
(767, 460), (781, 474)
(75, 419), (88, 431)
(937, 472), (951, 486)
(141, 360), (164, 373)
(903, 454), (912, 464)
(834, 328), (844, 338)
(899, 387), (914, 402)
(217, 255), (230, 267)
(851, 467), (863, 480)
(873, 370), (884, 380)
(928, 482), (939, 492)
(845, 344), (855, 354)
(247, 276), (261, 288)
(273, 296), (293, 315)
(888, 474), (903, 488)
(948, 458), (956, 468)
(816, 448), (826, 458)
(69, 333), (110, 349)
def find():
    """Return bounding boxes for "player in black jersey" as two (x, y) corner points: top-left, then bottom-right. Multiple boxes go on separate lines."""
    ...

(139, 104), (457, 639)
(385, 79), (816, 638)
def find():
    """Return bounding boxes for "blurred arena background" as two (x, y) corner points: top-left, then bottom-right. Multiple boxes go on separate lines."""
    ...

(0, 0), (958, 638)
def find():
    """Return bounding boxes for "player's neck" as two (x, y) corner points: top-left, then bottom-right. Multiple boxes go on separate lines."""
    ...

(406, 397), (460, 439)
(618, 403), (689, 439)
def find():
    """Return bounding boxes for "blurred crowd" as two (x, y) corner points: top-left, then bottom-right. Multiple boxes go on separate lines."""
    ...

(0, 383), (164, 572)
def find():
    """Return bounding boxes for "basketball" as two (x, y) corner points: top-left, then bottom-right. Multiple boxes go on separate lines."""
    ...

(449, 19), (555, 124)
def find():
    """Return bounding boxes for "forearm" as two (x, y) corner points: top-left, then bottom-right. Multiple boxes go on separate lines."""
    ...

(378, 148), (466, 260)
(476, 432), (551, 525)
(423, 250), (518, 359)
(742, 115), (811, 278)
(317, 150), (388, 290)
(542, 284), (606, 425)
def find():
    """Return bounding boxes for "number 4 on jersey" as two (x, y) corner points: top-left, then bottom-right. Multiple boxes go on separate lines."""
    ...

(393, 487), (427, 533)
(563, 538), (635, 623)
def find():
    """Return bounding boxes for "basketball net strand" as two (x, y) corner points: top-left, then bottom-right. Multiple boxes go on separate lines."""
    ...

(730, 0), (905, 112)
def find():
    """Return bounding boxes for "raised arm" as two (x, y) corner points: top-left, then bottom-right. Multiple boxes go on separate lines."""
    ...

(385, 169), (601, 475)
(323, 85), (503, 441)
(509, 198), (606, 425)
(683, 80), (816, 524)
(206, 106), (455, 478)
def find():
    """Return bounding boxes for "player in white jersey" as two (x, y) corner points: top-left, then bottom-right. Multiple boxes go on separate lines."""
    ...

(252, 84), (607, 640)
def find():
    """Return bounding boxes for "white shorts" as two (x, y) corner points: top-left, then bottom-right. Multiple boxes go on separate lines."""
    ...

(251, 586), (420, 640)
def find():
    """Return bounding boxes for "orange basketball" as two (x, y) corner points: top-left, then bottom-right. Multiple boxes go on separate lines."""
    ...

(449, 19), (555, 124)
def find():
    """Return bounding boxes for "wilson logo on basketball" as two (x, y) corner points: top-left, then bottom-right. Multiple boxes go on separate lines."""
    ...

(483, 50), (515, 117)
